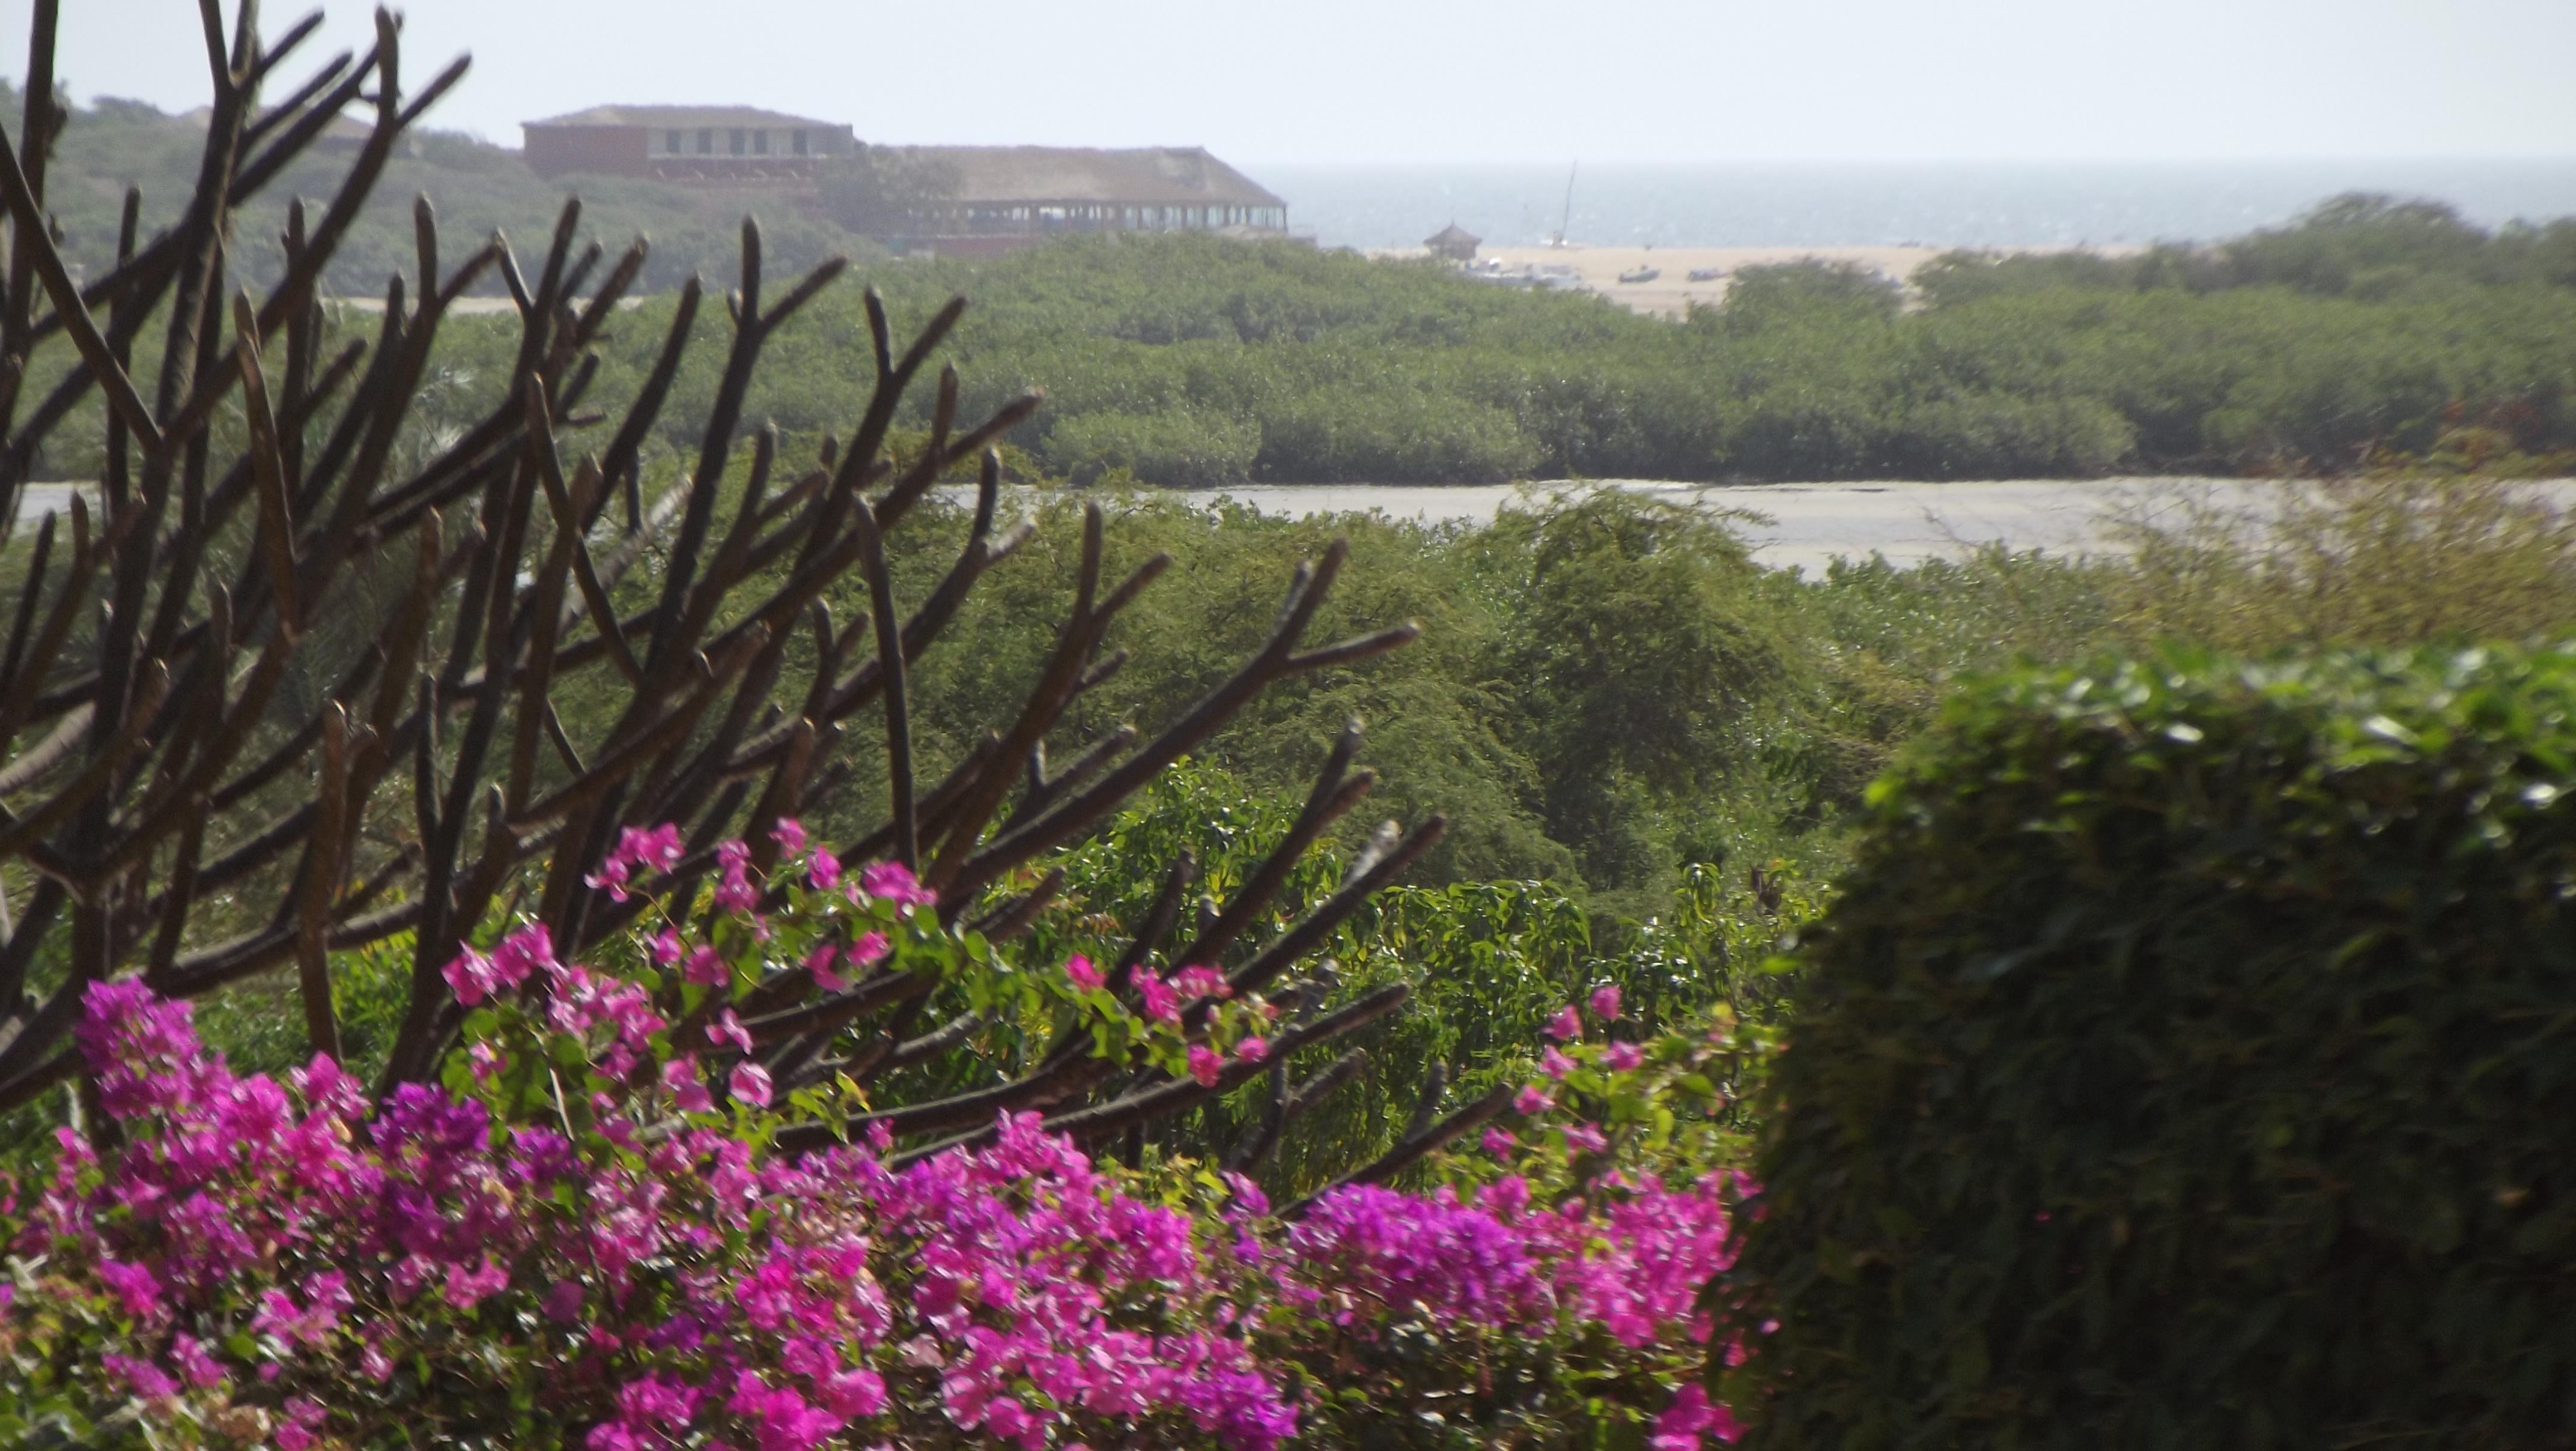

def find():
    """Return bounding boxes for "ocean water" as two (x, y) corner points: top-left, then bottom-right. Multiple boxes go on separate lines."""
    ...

(1249, 159), (2576, 252)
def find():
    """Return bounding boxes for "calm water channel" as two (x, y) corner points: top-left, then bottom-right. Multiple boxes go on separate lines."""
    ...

(25, 479), (2570, 574)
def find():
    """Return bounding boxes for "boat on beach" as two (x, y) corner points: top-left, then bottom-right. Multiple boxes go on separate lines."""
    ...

(1617, 265), (1660, 284)
(1686, 266), (1725, 282)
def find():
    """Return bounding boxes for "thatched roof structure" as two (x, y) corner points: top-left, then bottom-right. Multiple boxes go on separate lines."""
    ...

(1425, 222), (1481, 261)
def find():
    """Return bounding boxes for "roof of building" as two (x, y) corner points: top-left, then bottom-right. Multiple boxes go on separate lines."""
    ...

(893, 147), (1285, 208)
(525, 105), (848, 132)
(1426, 223), (1481, 246)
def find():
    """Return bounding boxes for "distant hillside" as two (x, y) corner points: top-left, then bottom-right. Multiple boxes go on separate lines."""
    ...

(5, 82), (879, 298)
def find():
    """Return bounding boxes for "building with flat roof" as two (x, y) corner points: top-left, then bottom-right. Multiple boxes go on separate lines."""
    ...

(522, 105), (857, 183)
(873, 146), (1290, 255)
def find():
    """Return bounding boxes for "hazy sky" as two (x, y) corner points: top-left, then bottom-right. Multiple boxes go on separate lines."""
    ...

(4, 0), (2572, 165)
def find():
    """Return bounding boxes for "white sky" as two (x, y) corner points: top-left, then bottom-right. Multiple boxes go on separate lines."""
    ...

(4, 0), (2572, 164)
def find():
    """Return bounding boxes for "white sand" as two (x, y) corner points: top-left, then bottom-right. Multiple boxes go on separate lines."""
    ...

(1483, 244), (1943, 318)
(1396, 242), (2136, 319)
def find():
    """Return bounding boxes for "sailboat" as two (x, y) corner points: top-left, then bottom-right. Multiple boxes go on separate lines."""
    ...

(1548, 162), (1576, 249)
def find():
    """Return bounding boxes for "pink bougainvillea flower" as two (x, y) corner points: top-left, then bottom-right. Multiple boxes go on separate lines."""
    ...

(846, 931), (889, 968)
(103, 1352), (180, 1401)
(1652, 1383), (1743, 1447)
(170, 1335), (225, 1390)
(1544, 1004), (1582, 1042)
(96, 1258), (162, 1321)
(1222, 1171), (1272, 1217)
(1604, 1041), (1646, 1072)
(713, 839), (759, 914)
(633, 823), (684, 871)
(274, 1398), (329, 1451)
(1137, 972), (1181, 1024)
(1064, 954), (1104, 992)
(442, 947), (502, 1006)
(807, 849), (842, 892)
(663, 1056), (714, 1113)
(490, 925), (553, 994)
(1171, 965), (1230, 1002)
(806, 945), (849, 994)
(1590, 983), (1623, 1022)
(770, 817), (807, 856)
(1564, 1121), (1609, 1154)
(685, 946), (728, 988)
(588, 823), (684, 900)
(1515, 1085), (1556, 1116)
(857, 861), (936, 908)
(582, 857), (632, 900)
(38, 934), (1740, 1451)
(708, 1009), (754, 1054)
(1541, 1046), (1576, 1079)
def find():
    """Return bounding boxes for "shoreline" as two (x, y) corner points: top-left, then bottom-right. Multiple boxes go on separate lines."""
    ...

(1380, 241), (2139, 318)
(23, 477), (2568, 574)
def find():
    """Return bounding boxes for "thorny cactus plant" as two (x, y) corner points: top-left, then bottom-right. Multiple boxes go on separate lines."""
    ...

(0, 0), (1501, 1187)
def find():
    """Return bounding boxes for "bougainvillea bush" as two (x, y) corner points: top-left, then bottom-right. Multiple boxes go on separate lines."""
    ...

(0, 828), (1748, 1450)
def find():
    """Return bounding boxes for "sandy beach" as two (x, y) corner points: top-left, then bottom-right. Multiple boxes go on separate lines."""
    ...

(1483, 244), (1944, 318)
(1388, 243), (2136, 319)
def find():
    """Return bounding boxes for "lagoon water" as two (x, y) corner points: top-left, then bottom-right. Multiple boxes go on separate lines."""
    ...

(928, 478), (2309, 572)
(23, 477), (2569, 575)
(1254, 160), (2576, 252)
(1107, 477), (2576, 573)
(1158, 479), (2222, 572)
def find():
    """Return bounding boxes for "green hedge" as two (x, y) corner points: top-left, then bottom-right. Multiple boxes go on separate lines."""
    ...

(1730, 644), (2576, 1450)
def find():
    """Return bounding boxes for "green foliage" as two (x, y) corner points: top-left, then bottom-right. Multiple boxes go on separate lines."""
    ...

(25, 103), (2576, 488)
(1730, 643), (2576, 1449)
(2106, 474), (2576, 652)
(1015, 755), (1823, 1202)
(1918, 193), (2576, 306)
(1047, 406), (1262, 486)
(1471, 495), (1795, 891)
(10, 82), (875, 301)
(1704, 259), (1904, 334)
(390, 209), (2576, 491)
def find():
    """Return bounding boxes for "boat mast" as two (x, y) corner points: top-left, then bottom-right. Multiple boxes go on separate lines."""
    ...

(1553, 161), (1577, 248)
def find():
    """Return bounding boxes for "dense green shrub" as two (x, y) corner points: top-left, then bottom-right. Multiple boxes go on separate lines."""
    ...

(372, 217), (2576, 491)
(2106, 475), (2576, 652)
(1046, 405), (1263, 485)
(1730, 644), (2576, 1450)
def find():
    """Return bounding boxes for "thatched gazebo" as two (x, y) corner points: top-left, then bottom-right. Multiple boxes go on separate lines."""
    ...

(1425, 223), (1481, 262)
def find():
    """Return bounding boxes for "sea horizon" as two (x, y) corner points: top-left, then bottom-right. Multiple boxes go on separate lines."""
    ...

(1239, 157), (2576, 252)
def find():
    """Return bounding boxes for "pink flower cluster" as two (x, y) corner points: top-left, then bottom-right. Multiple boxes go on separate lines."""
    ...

(17, 980), (1294, 1449)
(585, 823), (684, 901)
(1286, 1169), (1736, 1351)
(10, 977), (1742, 1447)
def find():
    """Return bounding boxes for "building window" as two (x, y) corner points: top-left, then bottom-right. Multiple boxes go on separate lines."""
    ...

(667, 129), (682, 154)
(792, 129), (808, 156)
(697, 128), (713, 155)
(753, 130), (768, 155)
(731, 129), (746, 156)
